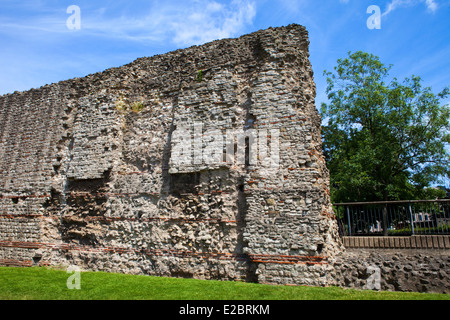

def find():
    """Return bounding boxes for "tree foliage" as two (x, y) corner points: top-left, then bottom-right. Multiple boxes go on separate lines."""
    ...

(321, 51), (450, 202)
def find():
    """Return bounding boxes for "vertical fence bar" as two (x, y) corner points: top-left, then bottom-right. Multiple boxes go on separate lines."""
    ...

(444, 202), (448, 234)
(439, 202), (444, 234)
(391, 204), (396, 234)
(437, 202), (442, 234)
(382, 204), (388, 236)
(430, 202), (436, 233)
(334, 200), (449, 237)
(370, 206), (374, 234)
(362, 205), (366, 234)
(391, 204), (395, 233)
(346, 206), (351, 237)
(444, 202), (449, 234)
(408, 202), (415, 235)
(386, 205), (390, 235)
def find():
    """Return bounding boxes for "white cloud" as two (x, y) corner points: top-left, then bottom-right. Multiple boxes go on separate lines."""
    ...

(169, 0), (256, 46)
(83, 0), (256, 46)
(425, 0), (438, 12)
(0, 0), (256, 47)
(0, 0), (257, 95)
(383, 0), (439, 16)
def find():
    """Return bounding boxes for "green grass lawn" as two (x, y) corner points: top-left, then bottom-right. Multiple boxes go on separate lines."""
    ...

(0, 266), (448, 300)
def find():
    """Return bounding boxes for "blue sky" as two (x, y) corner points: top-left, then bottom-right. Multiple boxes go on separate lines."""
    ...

(1, 0), (449, 109)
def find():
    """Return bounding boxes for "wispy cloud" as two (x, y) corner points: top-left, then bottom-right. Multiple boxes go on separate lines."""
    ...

(383, 0), (439, 16)
(0, 0), (256, 47)
(425, 0), (439, 12)
(168, 0), (256, 46)
(0, 0), (257, 95)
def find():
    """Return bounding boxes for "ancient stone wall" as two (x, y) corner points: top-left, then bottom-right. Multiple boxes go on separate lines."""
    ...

(0, 24), (343, 286)
(333, 249), (450, 294)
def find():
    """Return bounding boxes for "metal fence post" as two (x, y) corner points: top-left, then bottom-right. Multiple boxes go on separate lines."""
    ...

(346, 206), (352, 236)
(333, 199), (449, 238)
(408, 202), (415, 235)
(382, 205), (388, 236)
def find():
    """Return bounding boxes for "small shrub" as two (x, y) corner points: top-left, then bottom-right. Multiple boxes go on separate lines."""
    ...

(131, 101), (145, 113)
(115, 96), (145, 114)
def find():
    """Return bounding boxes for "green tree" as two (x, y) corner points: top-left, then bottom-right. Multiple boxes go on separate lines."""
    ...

(321, 51), (449, 203)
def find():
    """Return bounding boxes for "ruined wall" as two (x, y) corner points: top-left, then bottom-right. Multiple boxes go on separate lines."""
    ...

(334, 249), (450, 294)
(0, 24), (343, 286)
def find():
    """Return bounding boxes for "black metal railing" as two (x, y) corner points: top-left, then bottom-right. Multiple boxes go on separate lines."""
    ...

(334, 199), (450, 236)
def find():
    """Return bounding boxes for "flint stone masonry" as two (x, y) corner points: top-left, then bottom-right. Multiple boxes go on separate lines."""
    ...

(0, 24), (343, 285)
(0, 24), (448, 294)
(333, 249), (450, 294)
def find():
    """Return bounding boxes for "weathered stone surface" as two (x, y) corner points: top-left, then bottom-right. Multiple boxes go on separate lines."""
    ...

(332, 249), (450, 294)
(0, 24), (448, 294)
(0, 24), (342, 286)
